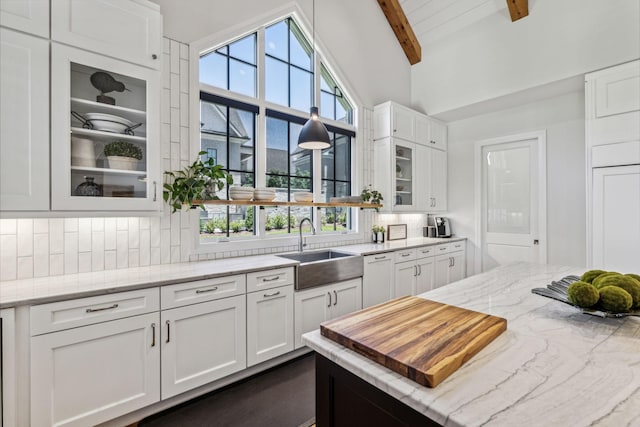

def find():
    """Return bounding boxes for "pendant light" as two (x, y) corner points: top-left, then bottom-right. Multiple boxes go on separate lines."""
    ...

(297, 0), (331, 150)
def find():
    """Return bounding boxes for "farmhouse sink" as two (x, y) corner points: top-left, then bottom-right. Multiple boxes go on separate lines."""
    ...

(277, 250), (363, 290)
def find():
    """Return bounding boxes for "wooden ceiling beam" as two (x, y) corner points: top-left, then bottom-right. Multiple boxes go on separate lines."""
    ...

(376, 0), (421, 65)
(506, 0), (529, 22)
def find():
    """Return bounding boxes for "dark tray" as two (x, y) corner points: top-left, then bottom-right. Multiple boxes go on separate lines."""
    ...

(532, 275), (640, 318)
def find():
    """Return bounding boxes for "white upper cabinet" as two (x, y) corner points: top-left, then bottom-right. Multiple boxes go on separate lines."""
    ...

(593, 61), (640, 119)
(374, 101), (416, 142)
(50, 43), (161, 211)
(415, 113), (447, 151)
(0, 28), (49, 211)
(0, 0), (49, 38)
(51, 0), (162, 70)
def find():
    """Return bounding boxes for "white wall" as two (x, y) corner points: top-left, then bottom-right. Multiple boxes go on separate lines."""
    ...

(447, 90), (586, 275)
(411, 0), (640, 116)
(150, 0), (412, 108)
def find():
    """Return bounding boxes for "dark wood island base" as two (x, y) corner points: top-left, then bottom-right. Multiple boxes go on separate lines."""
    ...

(315, 354), (441, 427)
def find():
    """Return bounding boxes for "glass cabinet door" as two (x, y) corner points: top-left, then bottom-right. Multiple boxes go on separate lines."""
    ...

(51, 44), (160, 211)
(394, 142), (414, 209)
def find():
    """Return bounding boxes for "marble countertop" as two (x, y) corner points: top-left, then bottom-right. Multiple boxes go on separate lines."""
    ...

(339, 236), (466, 255)
(0, 255), (297, 308)
(303, 263), (640, 427)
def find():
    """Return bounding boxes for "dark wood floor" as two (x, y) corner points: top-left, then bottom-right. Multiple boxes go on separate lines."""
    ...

(140, 353), (315, 427)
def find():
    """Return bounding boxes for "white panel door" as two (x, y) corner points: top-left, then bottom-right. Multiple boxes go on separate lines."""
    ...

(392, 104), (415, 141)
(0, 0), (49, 37)
(294, 286), (330, 349)
(479, 133), (546, 272)
(363, 254), (393, 308)
(449, 252), (466, 283)
(394, 261), (416, 298)
(430, 148), (448, 211)
(1, 309), (16, 427)
(592, 165), (640, 271)
(0, 28), (49, 211)
(247, 285), (294, 366)
(595, 63), (640, 118)
(161, 295), (246, 399)
(330, 279), (362, 319)
(51, 0), (161, 69)
(434, 255), (451, 289)
(30, 313), (160, 427)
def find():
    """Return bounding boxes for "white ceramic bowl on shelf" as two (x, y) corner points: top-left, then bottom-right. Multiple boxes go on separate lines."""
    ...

(253, 188), (276, 201)
(294, 192), (313, 202)
(229, 186), (254, 200)
(84, 113), (135, 133)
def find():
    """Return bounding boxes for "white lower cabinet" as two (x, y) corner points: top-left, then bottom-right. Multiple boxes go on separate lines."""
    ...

(416, 257), (435, 294)
(1, 308), (16, 427)
(247, 284), (294, 367)
(434, 246), (466, 289)
(294, 278), (362, 349)
(362, 253), (393, 308)
(393, 247), (435, 297)
(161, 295), (246, 399)
(30, 312), (160, 427)
(394, 260), (417, 298)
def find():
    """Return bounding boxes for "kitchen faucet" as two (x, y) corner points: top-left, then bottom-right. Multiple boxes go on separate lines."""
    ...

(298, 217), (316, 252)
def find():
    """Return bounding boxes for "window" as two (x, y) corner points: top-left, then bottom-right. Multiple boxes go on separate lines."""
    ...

(197, 14), (356, 245)
(200, 33), (257, 98)
(320, 65), (353, 124)
(265, 19), (312, 112)
(199, 93), (257, 240)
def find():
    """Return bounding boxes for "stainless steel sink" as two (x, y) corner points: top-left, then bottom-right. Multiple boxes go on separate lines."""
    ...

(277, 250), (363, 290)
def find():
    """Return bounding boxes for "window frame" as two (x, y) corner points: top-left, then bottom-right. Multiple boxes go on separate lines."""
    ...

(188, 6), (364, 255)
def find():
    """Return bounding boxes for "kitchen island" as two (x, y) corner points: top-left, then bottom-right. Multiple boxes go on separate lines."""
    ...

(303, 263), (640, 427)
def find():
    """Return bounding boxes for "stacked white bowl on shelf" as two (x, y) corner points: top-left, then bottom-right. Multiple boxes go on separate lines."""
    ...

(253, 187), (276, 201)
(293, 191), (313, 202)
(229, 186), (254, 200)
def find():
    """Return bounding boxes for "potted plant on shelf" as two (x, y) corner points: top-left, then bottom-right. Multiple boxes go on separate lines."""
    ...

(104, 140), (143, 170)
(361, 186), (383, 211)
(372, 225), (385, 243)
(163, 151), (233, 213)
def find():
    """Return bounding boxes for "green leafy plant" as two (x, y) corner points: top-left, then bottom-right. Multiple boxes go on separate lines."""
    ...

(361, 186), (383, 211)
(372, 225), (385, 233)
(203, 220), (217, 234)
(104, 141), (143, 159)
(244, 207), (254, 231)
(268, 213), (286, 230)
(230, 220), (244, 233)
(163, 151), (233, 213)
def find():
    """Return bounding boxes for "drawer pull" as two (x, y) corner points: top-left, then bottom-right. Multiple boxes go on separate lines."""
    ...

(262, 276), (280, 282)
(401, 253), (411, 257)
(374, 256), (387, 260)
(439, 247), (447, 251)
(263, 291), (281, 298)
(196, 287), (218, 294)
(86, 303), (119, 313)
(151, 323), (156, 347)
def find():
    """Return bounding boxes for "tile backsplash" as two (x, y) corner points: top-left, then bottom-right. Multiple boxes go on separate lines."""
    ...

(0, 39), (426, 282)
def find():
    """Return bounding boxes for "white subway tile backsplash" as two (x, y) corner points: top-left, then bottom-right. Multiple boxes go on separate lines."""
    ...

(180, 126), (189, 161)
(162, 53), (171, 88)
(129, 249), (140, 268)
(105, 218), (116, 250)
(180, 93), (189, 126)
(117, 217), (128, 231)
(170, 245), (180, 263)
(170, 74), (179, 108)
(78, 218), (92, 252)
(128, 218), (140, 248)
(0, 219), (17, 235)
(161, 229), (171, 263)
(64, 232), (78, 274)
(64, 218), (78, 233)
(170, 108), (180, 142)
(33, 233), (49, 277)
(163, 37), (170, 54)
(162, 88), (171, 124)
(179, 43), (189, 60)
(150, 247), (161, 265)
(49, 254), (64, 276)
(92, 217), (105, 232)
(78, 252), (91, 273)
(34, 218), (48, 234)
(180, 59), (189, 93)
(17, 219), (33, 257)
(105, 250), (117, 270)
(0, 235), (17, 280)
(162, 123), (171, 159)
(170, 40), (180, 73)
(170, 213), (180, 245)
(49, 219), (64, 254)
(140, 217), (150, 230)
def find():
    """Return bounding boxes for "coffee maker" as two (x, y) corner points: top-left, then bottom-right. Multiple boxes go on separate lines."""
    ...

(434, 217), (452, 238)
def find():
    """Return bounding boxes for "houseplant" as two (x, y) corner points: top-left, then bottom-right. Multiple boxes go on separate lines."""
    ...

(163, 151), (233, 213)
(104, 140), (143, 170)
(372, 225), (385, 243)
(361, 186), (383, 211)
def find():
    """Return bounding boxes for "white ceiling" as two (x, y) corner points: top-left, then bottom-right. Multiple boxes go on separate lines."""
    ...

(399, 0), (511, 44)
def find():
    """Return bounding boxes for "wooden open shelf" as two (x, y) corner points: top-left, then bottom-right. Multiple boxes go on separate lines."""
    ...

(192, 199), (382, 209)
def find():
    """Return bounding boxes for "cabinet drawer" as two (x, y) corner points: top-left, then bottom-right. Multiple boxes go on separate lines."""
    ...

(416, 246), (435, 259)
(394, 249), (416, 263)
(161, 274), (246, 310)
(31, 288), (159, 336)
(450, 241), (465, 253)
(365, 252), (394, 264)
(435, 243), (451, 255)
(246, 267), (295, 292)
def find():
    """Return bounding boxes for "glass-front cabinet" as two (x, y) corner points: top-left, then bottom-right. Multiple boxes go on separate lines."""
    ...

(51, 44), (160, 211)
(394, 142), (414, 208)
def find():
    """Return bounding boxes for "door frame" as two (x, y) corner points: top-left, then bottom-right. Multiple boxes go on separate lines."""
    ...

(474, 130), (547, 274)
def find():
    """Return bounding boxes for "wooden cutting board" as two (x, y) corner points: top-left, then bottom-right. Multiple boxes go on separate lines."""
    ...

(320, 296), (507, 388)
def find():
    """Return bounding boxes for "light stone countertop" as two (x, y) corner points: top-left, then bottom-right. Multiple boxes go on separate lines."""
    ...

(302, 262), (640, 427)
(339, 236), (466, 255)
(0, 255), (297, 308)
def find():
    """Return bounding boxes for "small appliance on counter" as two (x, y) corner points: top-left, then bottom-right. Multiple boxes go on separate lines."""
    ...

(434, 216), (452, 238)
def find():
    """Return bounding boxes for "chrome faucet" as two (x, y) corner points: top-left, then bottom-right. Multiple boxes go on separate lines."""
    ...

(299, 217), (316, 252)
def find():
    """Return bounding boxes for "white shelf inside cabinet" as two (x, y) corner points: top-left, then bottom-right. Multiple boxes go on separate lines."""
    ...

(70, 127), (147, 143)
(396, 191), (412, 194)
(396, 177), (412, 182)
(71, 166), (147, 176)
(396, 156), (411, 162)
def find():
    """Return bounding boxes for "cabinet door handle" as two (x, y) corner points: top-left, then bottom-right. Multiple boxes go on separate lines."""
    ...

(418, 265), (422, 276)
(196, 286), (218, 294)
(449, 257), (453, 267)
(263, 291), (280, 298)
(262, 276), (280, 282)
(327, 292), (332, 307)
(452, 257), (455, 267)
(151, 323), (156, 347)
(166, 320), (171, 343)
(333, 290), (338, 306)
(413, 265), (418, 276)
(86, 303), (118, 313)
(153, 181), (157, 201)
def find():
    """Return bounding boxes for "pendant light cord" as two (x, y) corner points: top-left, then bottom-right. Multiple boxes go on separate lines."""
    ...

(312, 0), (316, 108)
